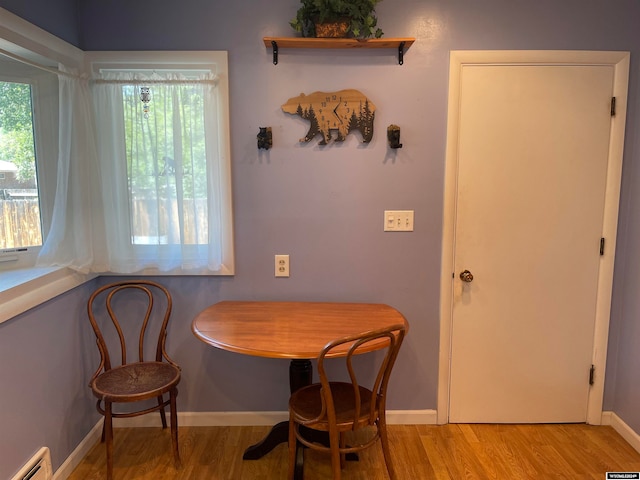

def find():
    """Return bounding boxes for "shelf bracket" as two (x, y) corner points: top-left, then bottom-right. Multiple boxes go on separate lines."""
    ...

(271, 40), (279, 65)
(398, 41), (406, 65)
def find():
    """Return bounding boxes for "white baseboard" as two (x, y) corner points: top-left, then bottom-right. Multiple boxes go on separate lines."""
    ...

(109, 409), (439, 428)
(602, 410), (640, 454)
(52, 409), (438, 479)
(387, 409), (438, 425)
(113, 410), (290, 427)
(53, 421), (102, 480)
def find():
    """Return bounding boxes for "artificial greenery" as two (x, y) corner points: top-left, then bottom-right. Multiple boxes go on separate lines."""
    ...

(290, 0), (384, 39)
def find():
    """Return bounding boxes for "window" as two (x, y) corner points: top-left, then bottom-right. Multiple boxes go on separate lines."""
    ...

(0, 48), (233, 280)
(0, 55), (58, 270)
(122, 82), (208, 247)
(0, 79), (41, 247)
(0, 12), (97, 325)
(87, 52), (234, 275)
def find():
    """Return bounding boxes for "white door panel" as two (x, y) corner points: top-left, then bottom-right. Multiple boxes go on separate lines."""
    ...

(449, 65), (614, 423)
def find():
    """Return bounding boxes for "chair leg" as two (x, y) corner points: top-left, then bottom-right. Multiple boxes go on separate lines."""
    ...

(329, 427), (341, 480)
(157, 394), (168, 429)
(339, 432), (346, 470)
(98, 400), (106, 443)
(104, 402), (114, 480)
(287, 416), (297, 480)
(170, 388), (181, 468)
(378, 417), (396, 480)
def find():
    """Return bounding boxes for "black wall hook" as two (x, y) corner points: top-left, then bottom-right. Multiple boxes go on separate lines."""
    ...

(257, 127), (272, 150)
(387, 124), (402, 149)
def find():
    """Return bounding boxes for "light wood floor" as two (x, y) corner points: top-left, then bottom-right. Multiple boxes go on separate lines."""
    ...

(67, 424), (640, 479)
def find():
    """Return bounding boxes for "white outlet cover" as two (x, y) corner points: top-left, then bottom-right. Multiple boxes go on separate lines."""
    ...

(275, 254), (289, 277)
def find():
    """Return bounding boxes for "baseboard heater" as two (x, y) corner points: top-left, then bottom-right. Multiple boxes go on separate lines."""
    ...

(11, 447), (52, 480)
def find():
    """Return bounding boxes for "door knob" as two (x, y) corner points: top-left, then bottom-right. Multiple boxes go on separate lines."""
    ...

(459, 270), (474, 283)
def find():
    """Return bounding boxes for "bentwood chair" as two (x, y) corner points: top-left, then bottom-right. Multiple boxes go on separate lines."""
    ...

(288, 324), (406, 480)
(87, 280), (181, 480)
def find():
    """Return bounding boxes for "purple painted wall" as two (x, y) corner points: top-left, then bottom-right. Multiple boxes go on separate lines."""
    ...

(0, 281), (98, 478)
(2, 0), (640, 477)
(0, 0), (80, 46)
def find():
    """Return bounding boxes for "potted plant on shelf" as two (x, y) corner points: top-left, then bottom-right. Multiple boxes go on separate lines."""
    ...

(290, 0), (384, 39)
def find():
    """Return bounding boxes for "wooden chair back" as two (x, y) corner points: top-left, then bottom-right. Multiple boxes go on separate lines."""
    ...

(315, 324), (406, 431)
(87, 280), (178, 381)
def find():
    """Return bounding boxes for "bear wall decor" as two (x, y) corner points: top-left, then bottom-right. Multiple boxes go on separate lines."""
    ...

(282, 89), (376, 145)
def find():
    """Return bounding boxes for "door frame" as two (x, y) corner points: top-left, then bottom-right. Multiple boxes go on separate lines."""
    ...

(438, 50), (630, 425)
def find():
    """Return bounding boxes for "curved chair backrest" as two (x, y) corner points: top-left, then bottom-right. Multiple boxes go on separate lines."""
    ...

(316, 323), (406, 428)
(87, 280), (177, 379)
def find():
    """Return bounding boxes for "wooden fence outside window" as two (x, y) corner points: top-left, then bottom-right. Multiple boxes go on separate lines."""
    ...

(0, 199), (42, 249)
(0, 198), (209, 250)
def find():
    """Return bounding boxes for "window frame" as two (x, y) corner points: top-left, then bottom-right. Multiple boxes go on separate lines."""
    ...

(0, 7), (234, 323)
(0, 57), (59, 270)
(86, 51), (235, 276)
(0, 6), (90, 324)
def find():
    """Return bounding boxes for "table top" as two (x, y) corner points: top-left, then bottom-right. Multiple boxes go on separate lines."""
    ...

(191, 301), (408, 359)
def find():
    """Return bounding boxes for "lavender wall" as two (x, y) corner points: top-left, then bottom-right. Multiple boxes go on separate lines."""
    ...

(2, 0), (640, 477)
(0, 281), (98, 479)
(0, 0), (80, 46)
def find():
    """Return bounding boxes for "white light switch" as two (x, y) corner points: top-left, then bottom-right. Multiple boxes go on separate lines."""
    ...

(384, 210), (414, 232)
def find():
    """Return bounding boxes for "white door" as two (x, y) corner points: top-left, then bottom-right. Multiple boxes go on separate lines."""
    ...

(448, 61), (619, 423)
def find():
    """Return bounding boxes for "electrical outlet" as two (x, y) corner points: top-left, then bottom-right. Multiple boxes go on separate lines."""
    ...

(275, 254), (289, 277)
(384, 210), (414, 231)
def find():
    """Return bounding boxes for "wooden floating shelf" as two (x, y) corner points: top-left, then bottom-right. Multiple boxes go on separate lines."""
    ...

(263, 37), (416, 65)
(263, 37), (415, 49)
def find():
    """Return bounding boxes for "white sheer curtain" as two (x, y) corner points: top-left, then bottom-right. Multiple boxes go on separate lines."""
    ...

(38, 68), (225, 274)
(36, 67), (107, 273)
(92, 71), (224, 273)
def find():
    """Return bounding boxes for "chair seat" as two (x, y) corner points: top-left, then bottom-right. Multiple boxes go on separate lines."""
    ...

(290, 382), (375, 430)
(91, 362), (181, 402)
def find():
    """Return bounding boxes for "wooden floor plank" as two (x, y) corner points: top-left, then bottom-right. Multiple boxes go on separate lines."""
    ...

(66, 424), (640, 479)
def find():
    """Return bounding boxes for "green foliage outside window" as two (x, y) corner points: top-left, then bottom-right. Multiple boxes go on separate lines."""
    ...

(122, 84), (208, 201)
(0, 81), (36, 183)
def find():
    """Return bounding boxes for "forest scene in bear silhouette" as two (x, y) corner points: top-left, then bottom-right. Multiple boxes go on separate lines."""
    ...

(282, 89), (376, 145)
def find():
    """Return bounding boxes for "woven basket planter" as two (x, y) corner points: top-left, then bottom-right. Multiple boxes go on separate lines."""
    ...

(314, 19), (349, 38)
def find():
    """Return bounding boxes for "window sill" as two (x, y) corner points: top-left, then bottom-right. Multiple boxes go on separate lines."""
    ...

(0, 266), (96, 324)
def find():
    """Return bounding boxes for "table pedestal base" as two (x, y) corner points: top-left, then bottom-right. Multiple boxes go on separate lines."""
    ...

(242, 420), (289, 460)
